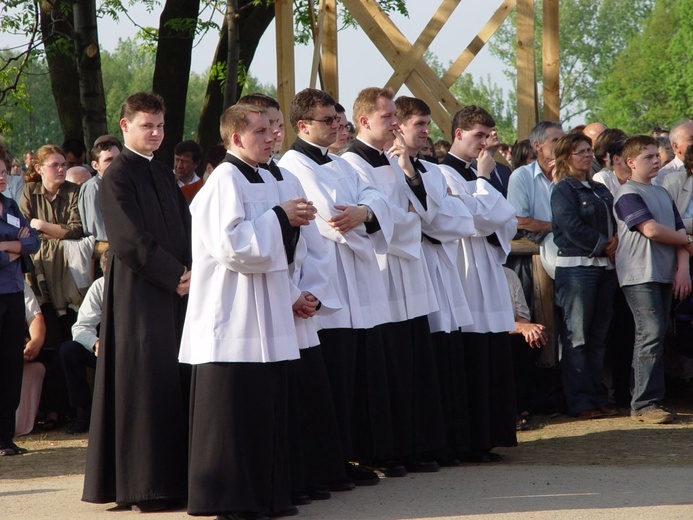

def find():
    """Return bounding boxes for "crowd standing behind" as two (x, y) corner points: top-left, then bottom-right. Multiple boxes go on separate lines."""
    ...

(1, 88), (693, 519)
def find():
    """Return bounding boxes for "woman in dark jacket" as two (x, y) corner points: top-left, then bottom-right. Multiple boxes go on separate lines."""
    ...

(550, 133), (619, 419)
(0, 149), (40, 455)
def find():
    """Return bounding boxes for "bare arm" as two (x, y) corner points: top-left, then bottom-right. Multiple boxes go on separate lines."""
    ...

(517, 216), (552, 233)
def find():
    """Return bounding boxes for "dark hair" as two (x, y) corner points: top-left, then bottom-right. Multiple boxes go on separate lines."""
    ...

(61, 138), (86, 159)
(91, 137), (123, 162)
(289, 88), (336, 132)
(174, 140), (203, 163)
(451, 105), (495, 136)
(553, 132), (593, 183)
(395, 96), (431, 123)
(510, 139), (536, 170)
(205, 144), (227, 169)
(237, 93), (281, 110)
(120, 92), (165, 120)
(593, 128), (627, 167)
(335, 102), (345, 114)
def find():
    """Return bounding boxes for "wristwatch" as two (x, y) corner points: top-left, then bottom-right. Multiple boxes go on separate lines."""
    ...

(359, 204), (374, 223)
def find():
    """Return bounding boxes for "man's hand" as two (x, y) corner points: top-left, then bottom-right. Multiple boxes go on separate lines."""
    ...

(388, 129), (418, 182)
(328, 204), (368, 233)
(176, 268), (191, 296)
(292, 291), (320, 319)
(476, 148), (496, 179)
(604, 235), (618, 263)
(94, 340), (100, 357)
(280, 198), (316, 227)
(23, 339), (42, 362)
(517, 322), (548, 349)
(673, 266), (692, 300)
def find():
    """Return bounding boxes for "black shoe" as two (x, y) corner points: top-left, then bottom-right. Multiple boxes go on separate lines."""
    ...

(380, 463), (407, 478)
(438, 456), (462, 467)
(131, 500), (169, 512)
(66, 420), (89, 434)
(270, 505), (299, 517)
(306, 485), (332, 500)
(460, 450), (503, 463)
(345, 462), (380, 486)
(325, 478), (356, 491)
(291, 492), (312, 506)
(404, 458), (440, 473)
(219, 513), (270, 520)
(0, 442), (27, 456)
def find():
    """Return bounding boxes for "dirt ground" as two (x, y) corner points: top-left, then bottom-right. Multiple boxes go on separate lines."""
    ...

(2, 400), (693, 518)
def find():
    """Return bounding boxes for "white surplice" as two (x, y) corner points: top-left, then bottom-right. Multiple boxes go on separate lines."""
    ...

(272, 165), (341, 348)
(437, 166), (518, 333)
(278, 151), (392, 329)
(179, 162), (300, 364)
(417, 160), (476, 333)
(342, 151), (439, 323)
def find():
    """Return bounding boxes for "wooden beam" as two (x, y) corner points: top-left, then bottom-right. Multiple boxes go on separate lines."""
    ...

(384, 0), (460, 92)
(542, 0), (560, 121)
(341, 0), (460, 123)
(516, 0), (536, 139)
(309, 0), (326, 89)
(321, 0), (339, 99)
(275, 0), (296, 150)
(441, 0), (516, 88)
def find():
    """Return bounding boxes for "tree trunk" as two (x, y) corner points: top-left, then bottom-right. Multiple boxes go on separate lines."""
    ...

(224, 0), (240, 108)
(72, 0), (108, 148)
(196, 1), (275, 153)
(152, 0), (201, 167)
(40, 0), (84, 143)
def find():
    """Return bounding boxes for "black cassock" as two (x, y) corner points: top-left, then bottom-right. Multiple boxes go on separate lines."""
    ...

(82, 148), (192, 505)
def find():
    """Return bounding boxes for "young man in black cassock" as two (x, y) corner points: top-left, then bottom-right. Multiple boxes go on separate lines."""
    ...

(82, 92), (192, 512)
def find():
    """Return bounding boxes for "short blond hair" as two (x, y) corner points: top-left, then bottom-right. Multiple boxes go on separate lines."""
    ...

(352, 87), (394, 132)
(220, 104), (266, 149)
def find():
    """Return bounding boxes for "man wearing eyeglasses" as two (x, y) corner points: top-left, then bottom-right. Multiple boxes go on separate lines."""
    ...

(279, 88), (392, 488)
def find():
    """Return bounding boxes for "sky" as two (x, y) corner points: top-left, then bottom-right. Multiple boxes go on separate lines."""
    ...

(2, 2), (520, 133)
(108, 1), (516, 127)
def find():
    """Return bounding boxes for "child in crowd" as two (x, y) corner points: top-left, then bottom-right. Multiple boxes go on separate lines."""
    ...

(614, 135), (693, 424)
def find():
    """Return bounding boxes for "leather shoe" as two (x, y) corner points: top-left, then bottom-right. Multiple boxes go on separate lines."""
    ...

(404, 458), (440, 473)
(306, 485), (332, 500)
(576, 409), (604, 420)
(291, 492), (311, 506)
(270, 505), (299, 517)
(345, 463), (379, 486)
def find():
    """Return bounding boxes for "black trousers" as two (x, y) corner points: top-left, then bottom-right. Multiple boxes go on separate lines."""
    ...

(59, 340), (97, 413)
(0, 291), (26, 444)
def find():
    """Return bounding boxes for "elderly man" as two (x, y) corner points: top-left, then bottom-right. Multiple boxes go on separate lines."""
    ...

(654, 119), (693, 186)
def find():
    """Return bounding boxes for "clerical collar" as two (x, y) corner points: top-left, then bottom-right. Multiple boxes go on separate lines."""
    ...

(299, 137), (329, 155)
(259, 159), (284, 181)
(290, 138), (331, 165)
(225, 152), (264, 183)
(348, 138), (390, 167)
(124, 145), (153, 161)
(447, 152), (472, 169)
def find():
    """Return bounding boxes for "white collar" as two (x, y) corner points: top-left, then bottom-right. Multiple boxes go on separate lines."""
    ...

(125, 145), (154, 161)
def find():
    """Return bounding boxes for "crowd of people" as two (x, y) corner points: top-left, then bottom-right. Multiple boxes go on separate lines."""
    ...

(0, 86), (692, 520)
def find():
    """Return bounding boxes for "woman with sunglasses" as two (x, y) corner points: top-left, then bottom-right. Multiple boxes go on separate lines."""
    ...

(0, 147), (40, 454)
(20, 144), (84, 430)
(550, 132), (619, 419)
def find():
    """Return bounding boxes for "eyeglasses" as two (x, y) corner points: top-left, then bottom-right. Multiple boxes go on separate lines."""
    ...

(304, 116), (338, 125)
(572, 148), (594, 157)
(42, 162), (68, 170)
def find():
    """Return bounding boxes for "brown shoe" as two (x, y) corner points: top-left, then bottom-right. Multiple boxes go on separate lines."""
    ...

(600, 406), (620, 417)
(576, 409), (604, 419)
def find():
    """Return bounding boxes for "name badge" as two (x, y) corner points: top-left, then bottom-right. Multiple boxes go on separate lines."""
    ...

(7, 214), (21, 228)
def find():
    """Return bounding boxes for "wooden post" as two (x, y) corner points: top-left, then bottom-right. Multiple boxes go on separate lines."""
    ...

(322, 0), (339, 99)
(441, 0), (516, 88)
(275, 0), (296, 150)
(542, 0), (560, 121)
(385, 0), (460, 93)
(309, 0), (326, 89)
(516, 0), (536, 139)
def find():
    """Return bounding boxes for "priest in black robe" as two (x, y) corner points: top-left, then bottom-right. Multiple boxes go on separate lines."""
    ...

(82, 92), (192, 512)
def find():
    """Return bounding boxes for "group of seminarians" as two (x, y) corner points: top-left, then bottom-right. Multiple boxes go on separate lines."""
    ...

(81, 87), (518, 520)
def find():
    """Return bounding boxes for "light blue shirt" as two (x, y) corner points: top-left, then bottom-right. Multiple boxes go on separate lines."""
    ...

(507, 160), (554, 222)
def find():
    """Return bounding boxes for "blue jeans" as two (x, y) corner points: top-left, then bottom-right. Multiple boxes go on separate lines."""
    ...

(622, 282), (672, 413)
(555, 266), (617, 415)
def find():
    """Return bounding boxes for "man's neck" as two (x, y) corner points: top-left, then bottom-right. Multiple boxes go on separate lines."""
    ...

(125, 144), (153, 160)
(357, 135), (386, 152)
(230, 150), (258, 168)
(448, 145), (473, 163)
(537, 156), (553, 180)
(179, 172), (196, 185)
(298, 136), (329, 154)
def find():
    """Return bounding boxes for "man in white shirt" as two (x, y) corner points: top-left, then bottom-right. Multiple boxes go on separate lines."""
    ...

(181, 103), (315, 519)
(654, 119), (693, 186)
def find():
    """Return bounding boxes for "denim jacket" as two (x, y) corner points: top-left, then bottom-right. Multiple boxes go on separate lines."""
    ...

(550, 176), (615, 258)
